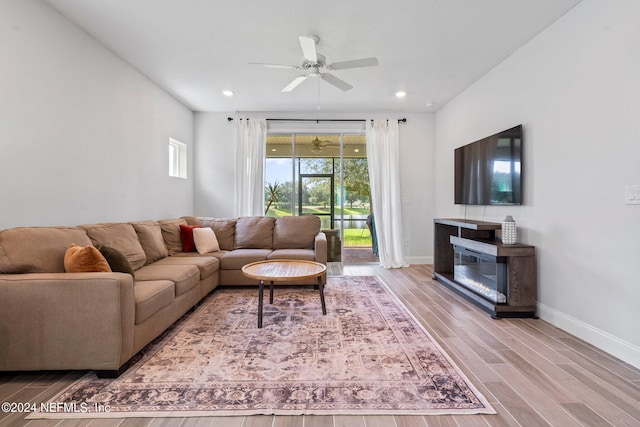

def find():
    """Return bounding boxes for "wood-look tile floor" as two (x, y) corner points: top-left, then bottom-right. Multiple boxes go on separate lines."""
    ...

(2, 265), (639, 426)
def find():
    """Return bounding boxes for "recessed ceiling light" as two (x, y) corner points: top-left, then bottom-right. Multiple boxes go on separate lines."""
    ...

(354, 148), (360, 153)
(271, 148), (277, 152)
(222, 90), (234, 97)
(395, 91), (406, 98)
(426, 102), (435, 107)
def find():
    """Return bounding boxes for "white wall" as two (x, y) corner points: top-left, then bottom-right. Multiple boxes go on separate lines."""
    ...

(193, 112), (236, 218)
(0, 0), (194, 229)
(398, 113), (435, 264)
(194, 111), (435, 263)
(434, 0), (640, 368)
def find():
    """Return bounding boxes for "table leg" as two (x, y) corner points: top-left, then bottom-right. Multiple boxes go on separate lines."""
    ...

(318, 276), (327, 315)
(258, 280), (264, 328)
(269, 280), (274, 304)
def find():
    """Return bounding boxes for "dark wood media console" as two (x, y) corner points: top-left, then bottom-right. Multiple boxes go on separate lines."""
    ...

(433, 218), (537, 318)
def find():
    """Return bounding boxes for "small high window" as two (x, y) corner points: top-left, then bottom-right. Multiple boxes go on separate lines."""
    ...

(169, 138), (187, 179)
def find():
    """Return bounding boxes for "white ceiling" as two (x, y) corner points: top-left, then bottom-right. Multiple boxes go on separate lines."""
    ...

(43, 0), (582, 113)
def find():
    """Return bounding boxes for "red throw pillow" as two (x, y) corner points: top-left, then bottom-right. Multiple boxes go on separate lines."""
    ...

(179, 224), (202, 252)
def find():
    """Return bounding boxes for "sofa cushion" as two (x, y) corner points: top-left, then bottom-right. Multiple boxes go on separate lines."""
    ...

(64, 244), (112, 273)
(186, 217), (236, 251)
(80, 223), (147, 271)
(179, 224), (202, 253)
(0, 226), (92, 273)
(153, 256), (219, 280)
(234, 217), (275, 249)
(273, 216), (321, 249)
(134, 280), (175, 325)
(158, 218), (188, 255)
(97, 245), (135, 277)
(268, 249), (316, 261)
(193, 227), (220, 254)
(134, 264), (200, 297)
(131, 221), (169, 264)
(220, 249), (272, 270)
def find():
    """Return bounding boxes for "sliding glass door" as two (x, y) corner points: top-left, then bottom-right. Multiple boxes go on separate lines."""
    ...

(265, 133), (375, 264)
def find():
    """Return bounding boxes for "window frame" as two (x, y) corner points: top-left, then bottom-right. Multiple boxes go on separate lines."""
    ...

(169, 138), (187, 179)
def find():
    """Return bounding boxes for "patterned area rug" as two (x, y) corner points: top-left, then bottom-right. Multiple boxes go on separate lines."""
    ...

(33, 276), (495, 418)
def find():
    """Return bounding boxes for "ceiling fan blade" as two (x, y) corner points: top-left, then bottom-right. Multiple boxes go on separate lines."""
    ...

(312, 137), (332, 146)
(281, 75), (308, 92)
(320, 73), (353, 91)
(328, 57), (379, 70)
(249, 62), (301, 70)
(299, 36), (318, 63)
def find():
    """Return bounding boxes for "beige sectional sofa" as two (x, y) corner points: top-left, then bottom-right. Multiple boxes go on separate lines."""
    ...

(0, 215), (326, 377)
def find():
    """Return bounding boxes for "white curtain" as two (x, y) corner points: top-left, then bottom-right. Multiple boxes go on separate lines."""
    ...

(234, 118), (267, 217)
(366, 119), (409, 268)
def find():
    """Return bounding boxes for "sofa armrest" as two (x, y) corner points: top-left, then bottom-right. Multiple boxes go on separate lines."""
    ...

(314, 232), (327, 265)
(0, 272), (135, 372)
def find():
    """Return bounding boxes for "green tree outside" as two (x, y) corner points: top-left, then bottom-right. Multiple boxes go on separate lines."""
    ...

(265, 156), (372, 247)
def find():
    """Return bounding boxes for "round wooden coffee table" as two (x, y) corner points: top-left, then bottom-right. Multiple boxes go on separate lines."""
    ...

(241, 259), (327, 328)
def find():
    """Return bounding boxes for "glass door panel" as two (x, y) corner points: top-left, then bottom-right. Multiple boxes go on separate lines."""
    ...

(265, 132), (371, 264)
(298, 174), (334, 229)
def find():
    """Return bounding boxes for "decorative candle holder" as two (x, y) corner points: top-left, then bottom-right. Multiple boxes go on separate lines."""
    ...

(502, 215), (517, 245)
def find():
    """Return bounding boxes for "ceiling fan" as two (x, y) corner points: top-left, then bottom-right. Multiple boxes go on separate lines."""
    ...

(310, 136), (333, 154)
(250, 35), (378, 92)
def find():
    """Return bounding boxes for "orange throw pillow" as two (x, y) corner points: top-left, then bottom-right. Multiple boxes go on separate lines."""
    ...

(64, 244), (112, 273)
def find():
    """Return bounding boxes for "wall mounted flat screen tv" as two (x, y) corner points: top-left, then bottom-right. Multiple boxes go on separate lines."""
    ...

(454, 125), (522, 205)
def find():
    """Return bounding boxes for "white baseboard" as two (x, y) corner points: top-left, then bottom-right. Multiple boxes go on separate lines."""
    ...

(537, 302), (640, 370)
(406, 256), (433, 265)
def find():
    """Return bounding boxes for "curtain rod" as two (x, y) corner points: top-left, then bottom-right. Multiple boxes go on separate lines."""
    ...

(227, 117), (407, 123)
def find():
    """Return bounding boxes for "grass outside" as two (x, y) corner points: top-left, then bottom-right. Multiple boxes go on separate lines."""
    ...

(299, 207), (370, 216)
(267, 206), (370, 216)
(343, 228), (372, 247)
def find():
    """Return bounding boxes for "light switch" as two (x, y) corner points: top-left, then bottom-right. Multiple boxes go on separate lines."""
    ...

(626, 185), (640, 205)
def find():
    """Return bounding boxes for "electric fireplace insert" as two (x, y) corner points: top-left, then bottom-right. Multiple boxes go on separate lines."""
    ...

(453, 245), (507, 304)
